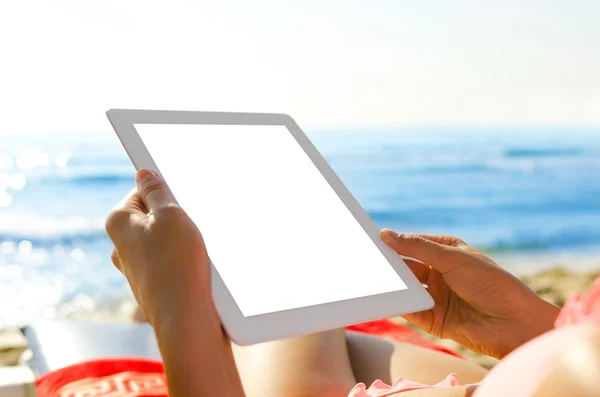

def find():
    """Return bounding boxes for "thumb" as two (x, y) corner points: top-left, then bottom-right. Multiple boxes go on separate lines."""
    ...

(381, 229), (463, 274)
(135, 169), (177, 212)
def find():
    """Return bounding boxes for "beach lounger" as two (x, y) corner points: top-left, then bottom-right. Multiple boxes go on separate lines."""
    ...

(22, 320), (161, 376)
(0, 320), (161, 397)
(0, 318), (460, 397)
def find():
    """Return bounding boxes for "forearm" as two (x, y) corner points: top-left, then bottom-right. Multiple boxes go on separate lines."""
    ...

(153, 299), (245, 397)
(504, 297), (560, 356)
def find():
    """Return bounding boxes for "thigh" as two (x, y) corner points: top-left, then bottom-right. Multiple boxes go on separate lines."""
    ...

(132, 305), (356, 397)
(346, 332), (488, 386)
(232, 328), (357, 397)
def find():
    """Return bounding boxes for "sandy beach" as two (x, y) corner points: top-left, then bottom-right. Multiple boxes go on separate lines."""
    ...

(1, 256), (599, 370)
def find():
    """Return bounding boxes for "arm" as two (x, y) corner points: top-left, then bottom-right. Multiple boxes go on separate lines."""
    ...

(505, 298), (560, 354)
(105, 170), (245, 397)
(154, 300), (245, 397)
(381, 230), (561, 359)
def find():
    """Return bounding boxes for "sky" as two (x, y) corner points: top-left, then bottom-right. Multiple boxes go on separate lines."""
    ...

(0, 0), (599, 135)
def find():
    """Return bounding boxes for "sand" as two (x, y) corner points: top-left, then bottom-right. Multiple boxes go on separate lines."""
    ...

(0, 265), (598, 369)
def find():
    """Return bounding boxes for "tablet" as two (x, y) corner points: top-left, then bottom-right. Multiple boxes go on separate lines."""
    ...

(106, 109), (434, 345)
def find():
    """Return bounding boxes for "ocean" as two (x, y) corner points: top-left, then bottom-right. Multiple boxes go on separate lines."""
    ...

(1, 127), (600, 326)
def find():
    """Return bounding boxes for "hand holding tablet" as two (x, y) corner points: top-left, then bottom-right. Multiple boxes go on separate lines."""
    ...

(107, 109), (433, 345)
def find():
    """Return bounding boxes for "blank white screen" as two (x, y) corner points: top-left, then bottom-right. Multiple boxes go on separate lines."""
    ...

(134, 124), (407, 317)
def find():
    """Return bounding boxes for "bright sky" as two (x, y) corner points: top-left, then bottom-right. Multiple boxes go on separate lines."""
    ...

(1, 0), (599, 134)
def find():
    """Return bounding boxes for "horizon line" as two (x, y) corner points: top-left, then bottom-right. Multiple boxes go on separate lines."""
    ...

(1, 122), (599, 137)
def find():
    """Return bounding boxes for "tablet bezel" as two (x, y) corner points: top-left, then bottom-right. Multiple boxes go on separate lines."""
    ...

(106, 109), (434, 345)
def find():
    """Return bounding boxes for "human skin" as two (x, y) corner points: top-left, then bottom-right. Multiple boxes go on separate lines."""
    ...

(381, 230), (560, 359)
(530, 330), (600, 397)
(106, 169), (245, 397)
(107, 169), (562, 397)
(107, 171), (486, 397)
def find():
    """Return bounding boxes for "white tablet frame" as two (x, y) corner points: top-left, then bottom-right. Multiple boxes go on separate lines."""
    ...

(106, 109), (434, 345)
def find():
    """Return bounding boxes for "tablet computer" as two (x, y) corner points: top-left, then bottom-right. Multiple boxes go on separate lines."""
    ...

(106, 109), (434, 345)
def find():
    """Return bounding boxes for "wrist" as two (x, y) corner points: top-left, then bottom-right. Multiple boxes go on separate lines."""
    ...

(150, 287), (220, 341)
(152, 294), (243, 397)
(154, 303), (226, 353)
(502, 298), (560, 357)
(141, 276), (213, 329)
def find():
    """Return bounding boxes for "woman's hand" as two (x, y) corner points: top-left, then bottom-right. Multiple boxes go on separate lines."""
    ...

(106, 170), (244, 397)
(381, 230), (560, 359)
(106, 169), (212, 328)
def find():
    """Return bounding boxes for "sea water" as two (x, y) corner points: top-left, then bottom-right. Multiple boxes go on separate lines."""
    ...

(1, 127), (599, 326)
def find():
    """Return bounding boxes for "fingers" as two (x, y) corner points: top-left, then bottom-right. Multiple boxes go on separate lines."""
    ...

(403, 258), (431, 284)
(105, 207), (139, 243)
(114, 187), (147, 214)
(106, 169), (176, 253)
(135, 169), (177, 214)
(381, 229), (464, 274)
(111, 248), (122, 272)
(106, 187), (147, 249)
(413, 234), (468, 248)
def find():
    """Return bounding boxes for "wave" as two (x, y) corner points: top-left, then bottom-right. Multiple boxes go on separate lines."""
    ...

(67, 156), (131, 166)
(410, 164), (493, 174)
(368, 204), (600, 254)
(330, 157), (501, 174)
(0, 213), (106, 245)
(370, 217), (600, 254)
(38, 173), (134, 186)
(68, 174), (133, 185)
(481, 229), (600, 253)
(503, 148), (583, 158)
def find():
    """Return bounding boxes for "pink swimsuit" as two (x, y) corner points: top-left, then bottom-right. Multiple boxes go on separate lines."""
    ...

(348, 276), (600, 397)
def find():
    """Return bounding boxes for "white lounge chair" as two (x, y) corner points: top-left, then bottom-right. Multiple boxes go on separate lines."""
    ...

(0, 320), (162, 397)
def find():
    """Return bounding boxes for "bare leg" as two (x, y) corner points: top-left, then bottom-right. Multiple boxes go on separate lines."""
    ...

(232, 328), (357, 397)
(133, 306), (357, 396)
(346, 331), (487, 386)
(232, 330), (486, 397)
(133, 306), (485, 394)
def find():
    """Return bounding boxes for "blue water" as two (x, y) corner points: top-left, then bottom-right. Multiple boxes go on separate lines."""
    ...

(1, 127), (599, 325)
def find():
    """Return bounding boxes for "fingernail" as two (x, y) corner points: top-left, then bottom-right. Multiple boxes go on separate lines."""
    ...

(381, 229), (397, 240)
(136, 169), (155, 183)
